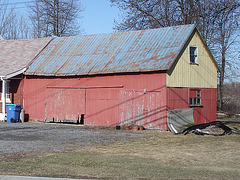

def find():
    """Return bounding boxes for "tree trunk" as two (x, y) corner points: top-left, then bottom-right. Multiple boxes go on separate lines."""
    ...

(219, 46), (226, 111)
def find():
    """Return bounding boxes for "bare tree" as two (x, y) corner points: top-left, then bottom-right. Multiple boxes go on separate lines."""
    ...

(29, 0), (84, 38)
(221, 82), (240, 114)
(0, 0), (16, 39)
(110, 0), (217, 43)
(0, 0), (31, 39)
(6, 14), (31, 40)
(209, 0), (240, 111)
(111, 0), (240, 112)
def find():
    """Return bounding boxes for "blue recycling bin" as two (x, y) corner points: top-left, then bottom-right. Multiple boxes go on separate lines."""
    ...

(6, 104), (22, 123)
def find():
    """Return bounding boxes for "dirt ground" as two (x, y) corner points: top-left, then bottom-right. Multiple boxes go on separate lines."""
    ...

(0, 122), (147, 159)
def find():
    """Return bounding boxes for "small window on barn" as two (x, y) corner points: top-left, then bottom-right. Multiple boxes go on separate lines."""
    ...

(190, 46), (198, 64)
(190, 89), (201, 106)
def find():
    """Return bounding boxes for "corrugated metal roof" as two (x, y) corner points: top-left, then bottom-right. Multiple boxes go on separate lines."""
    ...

(0, 37), (52, 77)
(26, 24), (196, 76)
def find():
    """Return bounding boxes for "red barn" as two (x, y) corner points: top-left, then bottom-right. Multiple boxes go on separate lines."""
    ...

(4, 25), (220, 130)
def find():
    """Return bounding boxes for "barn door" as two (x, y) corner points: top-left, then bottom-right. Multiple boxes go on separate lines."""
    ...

(143, 91), (165, 129)
(45, 88), (86, 123)
(85, 88), (119, 126)
(119, 90), (164, 129)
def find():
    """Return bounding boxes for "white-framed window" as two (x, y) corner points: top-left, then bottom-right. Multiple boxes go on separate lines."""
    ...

(190, 46), (198, 64)
(1, 80), (11, 103)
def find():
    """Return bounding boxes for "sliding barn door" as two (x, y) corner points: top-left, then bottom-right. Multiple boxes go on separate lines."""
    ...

(45, 88), (86, 123)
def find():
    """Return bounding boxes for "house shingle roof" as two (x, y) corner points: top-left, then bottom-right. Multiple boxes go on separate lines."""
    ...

(0, 38), (52, 78)
(26, 24), (196, 76)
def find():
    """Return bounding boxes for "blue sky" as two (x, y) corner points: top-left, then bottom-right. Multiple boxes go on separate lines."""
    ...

(9, 0), (120, 35)
(81, 0), (120, 35)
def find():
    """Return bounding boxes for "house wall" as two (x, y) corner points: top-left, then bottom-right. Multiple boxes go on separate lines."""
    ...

(166, 31), (218, 88)
(0, 79), (24, 108)
(10, 79), (24, 105)
(167, 87), (217, 124)
(24, 73), (168, 129)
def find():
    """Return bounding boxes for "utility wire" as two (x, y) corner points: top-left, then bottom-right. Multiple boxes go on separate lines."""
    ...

(0, 1), (35, 10)
(0, 0), (81, 6)
(0, 1), (35, 6)
(1, 0), (82, 9)
(0, 0), (81, 9)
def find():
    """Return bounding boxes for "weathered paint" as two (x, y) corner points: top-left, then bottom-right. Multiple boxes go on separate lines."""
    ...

(24, 73), (168, 129)
(167, 87), (217, 124)
(45, 88), (86, 122)
(166, 31), (219, 88)
(25, 25), (197, 76)
(119, 89), (167, 129)
(23, 73), (216, 129)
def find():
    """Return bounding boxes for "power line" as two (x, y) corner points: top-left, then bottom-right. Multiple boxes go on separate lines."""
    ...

(0, 0), (81, 5)
(0, 1), (35, 10)
(0, 0), (82, 8)
(0, 1), (35, 6)
(0, 0), (81, 10)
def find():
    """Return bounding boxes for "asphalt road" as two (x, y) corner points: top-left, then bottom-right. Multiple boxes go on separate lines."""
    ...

(0, 122), (146, 156)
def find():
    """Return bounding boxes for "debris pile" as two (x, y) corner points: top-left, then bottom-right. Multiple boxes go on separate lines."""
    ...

(175, 121), (240, 136)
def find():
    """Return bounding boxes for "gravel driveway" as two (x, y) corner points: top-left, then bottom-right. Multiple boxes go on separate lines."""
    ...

(0, 123), (147, 156)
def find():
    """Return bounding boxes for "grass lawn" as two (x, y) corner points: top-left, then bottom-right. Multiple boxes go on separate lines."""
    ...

(0, 118), (240, 180)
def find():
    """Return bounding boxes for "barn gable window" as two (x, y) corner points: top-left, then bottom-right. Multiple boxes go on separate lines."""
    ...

(190, 89), (201, 106)
(190, 46), (198, 64)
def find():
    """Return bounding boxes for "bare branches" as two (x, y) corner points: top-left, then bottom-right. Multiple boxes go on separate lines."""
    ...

(110, 0), (215, 33)
(0, 0), (31, 39)
(29, 0), (84, 38)
(111, 0), (240, 112)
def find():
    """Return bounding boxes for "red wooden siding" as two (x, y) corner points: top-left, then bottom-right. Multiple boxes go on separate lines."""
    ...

(194, 88), (217, 124)
(167, 87), (217, 124)
(167, 88), (189, 110)
(86, 88), (120, 126)
(24, 73), (167, 129)
(119, 89), (167, 129)
(23, 74), (216, 129)
(45, 88), (86, 122)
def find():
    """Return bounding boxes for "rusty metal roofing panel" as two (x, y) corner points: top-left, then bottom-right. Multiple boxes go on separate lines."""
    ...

(25, 24), (195, 76)
(0, 37), (52, 77)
